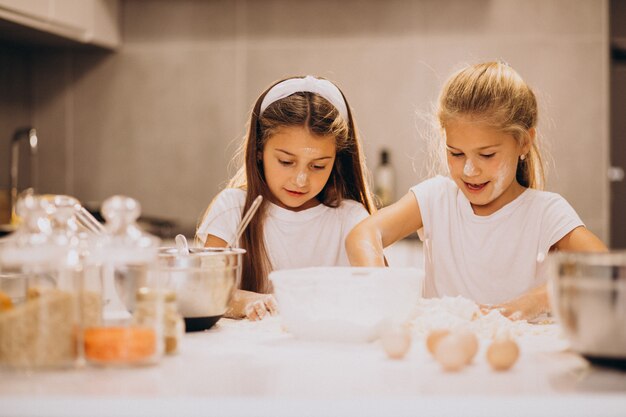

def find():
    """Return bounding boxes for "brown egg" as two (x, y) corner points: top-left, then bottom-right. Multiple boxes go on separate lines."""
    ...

(456, 328), (479, 364)
(486, 338), (520, 371)
(426, 329), (450, 356)
(381, 325), (412, 360)
(434, 334), (467, 372)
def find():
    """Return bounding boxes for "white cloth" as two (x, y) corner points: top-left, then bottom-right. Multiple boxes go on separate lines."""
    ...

(197, 188), (369, 270)
(410, 175), (584, 304)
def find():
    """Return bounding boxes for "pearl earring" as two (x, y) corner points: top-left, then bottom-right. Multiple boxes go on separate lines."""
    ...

(520, 154), (526, 161)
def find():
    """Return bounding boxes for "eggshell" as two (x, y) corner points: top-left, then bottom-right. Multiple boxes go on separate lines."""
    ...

(434, 334), (467, 372)
(426, 329), (450, 356)
(381, 326), (411, 360)
(487, 338), (520, 371)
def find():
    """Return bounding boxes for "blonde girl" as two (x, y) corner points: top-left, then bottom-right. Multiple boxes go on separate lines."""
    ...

(346, 61), (606, 320)
(197, 75), (375, 320)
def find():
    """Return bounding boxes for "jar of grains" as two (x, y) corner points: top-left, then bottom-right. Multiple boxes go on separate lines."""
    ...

(134, 288), (184, 355)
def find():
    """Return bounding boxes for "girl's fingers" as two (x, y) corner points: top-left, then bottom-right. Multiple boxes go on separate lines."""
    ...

(265, 295), (279, 316)
(478, 304), (490, 314)
(244, 296), (277, 321)
(244, 303), (260, 321)
(254, 301), (267, 320)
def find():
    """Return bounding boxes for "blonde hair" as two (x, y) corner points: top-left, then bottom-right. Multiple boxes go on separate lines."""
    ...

(437, 61), (545, 190)
(199, 76), (375, 293)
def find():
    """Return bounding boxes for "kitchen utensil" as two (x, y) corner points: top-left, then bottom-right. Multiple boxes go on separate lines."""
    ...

(9, 128), (38, 225)
(547, 251), (626, 369)
(115, 246), (245, 332)
(154, 247), (245, 331)
(270, 267), (423, 343)
(75, 205), (106, 235)
(227, 195), (263, 248)
(175, 234), (189, 256)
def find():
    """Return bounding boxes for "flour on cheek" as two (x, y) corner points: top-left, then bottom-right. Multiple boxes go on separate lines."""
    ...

(490, 160), (510, 200)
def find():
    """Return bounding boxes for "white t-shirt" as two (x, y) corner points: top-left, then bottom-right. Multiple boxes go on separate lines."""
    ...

(197, 188), (370, 270)
(411, 175), (584, 304)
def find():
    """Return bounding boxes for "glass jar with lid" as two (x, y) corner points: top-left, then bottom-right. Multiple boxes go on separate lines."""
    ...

(134, 287), (184, 355)
(0, 194), (93, 370)
(83, 195), (162, 367)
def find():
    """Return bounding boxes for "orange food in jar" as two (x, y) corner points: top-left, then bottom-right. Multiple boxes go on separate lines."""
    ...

(0, 291), (13, 312)
(84, 326), (156, 364)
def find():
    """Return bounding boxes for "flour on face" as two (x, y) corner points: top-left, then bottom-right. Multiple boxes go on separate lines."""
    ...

(295, 171), (308, 187)
(463, 159), (478, 177)
(490, 160), (510, 200)
(301, 147), (318, 155)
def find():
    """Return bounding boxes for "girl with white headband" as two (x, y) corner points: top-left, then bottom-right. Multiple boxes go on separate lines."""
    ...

(196, 75), (375, 320)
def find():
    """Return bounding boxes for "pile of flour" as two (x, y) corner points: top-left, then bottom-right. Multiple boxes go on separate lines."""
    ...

(410, 296), (564, 345)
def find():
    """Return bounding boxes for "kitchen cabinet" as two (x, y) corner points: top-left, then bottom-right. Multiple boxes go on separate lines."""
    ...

(0, 0), (119, 49)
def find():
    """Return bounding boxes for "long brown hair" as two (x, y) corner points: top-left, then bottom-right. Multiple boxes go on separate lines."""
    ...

(205, 76), (375, 293)
(437, 61), (545, 190)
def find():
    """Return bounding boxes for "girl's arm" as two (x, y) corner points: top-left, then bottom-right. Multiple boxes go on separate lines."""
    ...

(553, 225), (608, 252)
(204, 234), (278, 321)
(486, 226), (608, 321)
(346, 191), (424, 266)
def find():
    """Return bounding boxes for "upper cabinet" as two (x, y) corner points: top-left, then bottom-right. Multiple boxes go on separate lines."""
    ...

(0, 0), (120, 49)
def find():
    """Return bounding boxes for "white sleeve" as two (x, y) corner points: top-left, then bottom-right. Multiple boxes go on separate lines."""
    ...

(409, 176), (448, 240)
(196, 189), (246, 244)
(539, 193), (585, 250)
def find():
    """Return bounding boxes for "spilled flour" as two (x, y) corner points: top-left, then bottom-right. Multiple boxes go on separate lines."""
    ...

(409, 296), (568, 352)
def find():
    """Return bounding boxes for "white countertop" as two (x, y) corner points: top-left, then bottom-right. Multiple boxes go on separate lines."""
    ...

(2, 316), (626, 417)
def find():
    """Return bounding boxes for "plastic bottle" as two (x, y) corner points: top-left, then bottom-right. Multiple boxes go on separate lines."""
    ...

(374, 149), (396, 207)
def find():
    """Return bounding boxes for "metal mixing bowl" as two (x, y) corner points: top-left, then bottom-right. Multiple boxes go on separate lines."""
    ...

(115, 247), (245, 332)
(547, 251), (626, 368)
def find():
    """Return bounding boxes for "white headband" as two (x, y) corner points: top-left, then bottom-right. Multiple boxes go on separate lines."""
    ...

(260, 75), (349, 120)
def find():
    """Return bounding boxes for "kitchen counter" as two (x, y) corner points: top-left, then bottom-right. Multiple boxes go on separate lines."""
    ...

(1, 317), (626, 417)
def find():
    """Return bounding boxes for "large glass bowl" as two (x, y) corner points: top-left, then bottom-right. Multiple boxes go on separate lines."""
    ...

(270, 266), (423, 343)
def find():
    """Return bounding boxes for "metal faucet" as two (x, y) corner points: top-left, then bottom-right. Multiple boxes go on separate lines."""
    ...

(10, 127), (38, 224)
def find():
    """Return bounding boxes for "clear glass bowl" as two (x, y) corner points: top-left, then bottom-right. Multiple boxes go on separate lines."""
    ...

(270, 267), (424, 343)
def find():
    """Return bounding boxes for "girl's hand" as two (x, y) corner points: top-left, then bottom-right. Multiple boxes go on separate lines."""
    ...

(479, 284), (549, 321)
(225, 289), (278, 321)
(243, 294), (278, 321)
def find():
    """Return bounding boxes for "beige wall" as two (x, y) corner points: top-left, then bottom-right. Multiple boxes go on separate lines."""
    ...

(30, 0), (609, 239)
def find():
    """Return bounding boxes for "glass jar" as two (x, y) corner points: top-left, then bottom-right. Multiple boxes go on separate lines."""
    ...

(83, 196), (162, 367)
(134, 288), (184, 355)
(0, 195), (88, 370)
